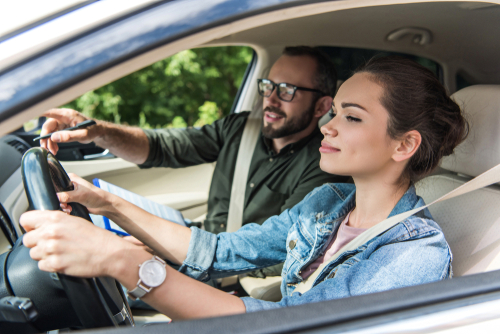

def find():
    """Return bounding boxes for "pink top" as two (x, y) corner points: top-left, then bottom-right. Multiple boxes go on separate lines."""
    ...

(300, 211), (366, 280)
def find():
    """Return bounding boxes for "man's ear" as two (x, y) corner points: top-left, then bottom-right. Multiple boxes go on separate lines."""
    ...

(392, 130), (422, 162)
(314, 96), (333, 118)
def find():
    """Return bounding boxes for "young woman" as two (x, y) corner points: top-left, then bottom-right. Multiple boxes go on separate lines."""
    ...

(20, 57), (468, 319)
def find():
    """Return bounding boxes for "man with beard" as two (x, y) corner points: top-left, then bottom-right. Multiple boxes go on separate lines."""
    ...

(40, 46), (348, 278)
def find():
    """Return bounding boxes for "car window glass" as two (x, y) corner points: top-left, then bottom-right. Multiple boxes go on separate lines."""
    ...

(319, 46), (442, 82)
(456, 72), (474, 91)
(61, 46), (254, 129)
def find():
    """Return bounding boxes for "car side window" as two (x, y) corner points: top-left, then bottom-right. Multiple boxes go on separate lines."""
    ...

(319, 46), (442, 82)
(61, 46), (254, 129)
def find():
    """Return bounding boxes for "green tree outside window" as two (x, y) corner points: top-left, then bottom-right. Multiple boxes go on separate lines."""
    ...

(63, 46), (253, 129)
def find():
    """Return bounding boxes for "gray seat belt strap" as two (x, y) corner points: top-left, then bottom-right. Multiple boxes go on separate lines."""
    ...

(227, 114), (262, 233)
(294, 162), (500, 294)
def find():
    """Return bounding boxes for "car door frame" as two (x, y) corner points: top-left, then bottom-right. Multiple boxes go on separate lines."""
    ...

(2, 0), (500, 333)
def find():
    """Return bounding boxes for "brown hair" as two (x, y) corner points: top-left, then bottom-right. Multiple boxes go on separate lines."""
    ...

(355, 56), (469, 184)
(283, 46), (337, 97)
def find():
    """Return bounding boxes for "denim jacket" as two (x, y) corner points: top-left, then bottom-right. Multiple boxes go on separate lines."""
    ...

(179, 183), (452, 312)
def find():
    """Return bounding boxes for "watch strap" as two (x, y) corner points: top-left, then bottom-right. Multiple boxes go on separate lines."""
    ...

(127, 256), (166, 300)
(128, 281), (152, 300)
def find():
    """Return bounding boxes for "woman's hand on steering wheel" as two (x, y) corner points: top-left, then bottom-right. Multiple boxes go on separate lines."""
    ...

(57, 173), (115, 216)
(20, 210), (131, 277)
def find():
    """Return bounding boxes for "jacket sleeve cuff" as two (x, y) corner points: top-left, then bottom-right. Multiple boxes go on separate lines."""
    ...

(178, 227), (218, 282)
(241, 297), (282, 313)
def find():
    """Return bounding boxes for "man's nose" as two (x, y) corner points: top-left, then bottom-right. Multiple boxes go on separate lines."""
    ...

(265, 88), (281, 107)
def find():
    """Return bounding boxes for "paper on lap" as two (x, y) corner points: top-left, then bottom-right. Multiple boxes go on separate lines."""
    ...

(90, 179), (186, 236)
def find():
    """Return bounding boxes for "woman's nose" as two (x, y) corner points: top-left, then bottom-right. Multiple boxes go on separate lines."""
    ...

(320, 115), (338, 137)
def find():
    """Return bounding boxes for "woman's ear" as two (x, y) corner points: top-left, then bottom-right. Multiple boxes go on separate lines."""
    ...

(392, 130), (422, 162)
(314, 96), (333, 118)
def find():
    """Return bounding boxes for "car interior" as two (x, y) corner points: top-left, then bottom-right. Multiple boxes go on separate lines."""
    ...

(1, 0), (500, 332)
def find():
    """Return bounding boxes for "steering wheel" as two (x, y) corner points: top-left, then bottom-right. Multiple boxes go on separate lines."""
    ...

(14, 147), (133, 329)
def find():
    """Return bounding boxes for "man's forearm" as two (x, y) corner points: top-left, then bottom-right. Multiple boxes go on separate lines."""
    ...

(93, 120), (150, 164)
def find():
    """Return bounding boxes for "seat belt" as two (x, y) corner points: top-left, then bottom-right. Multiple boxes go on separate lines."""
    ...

(294, 162), (500, 294)
(226, 110), (262, 233)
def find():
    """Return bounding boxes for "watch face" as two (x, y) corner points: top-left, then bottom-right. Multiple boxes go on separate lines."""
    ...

(139, 260), (167, 287)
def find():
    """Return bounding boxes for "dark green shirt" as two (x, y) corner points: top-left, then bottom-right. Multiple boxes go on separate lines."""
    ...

(139, 112), (349, 234)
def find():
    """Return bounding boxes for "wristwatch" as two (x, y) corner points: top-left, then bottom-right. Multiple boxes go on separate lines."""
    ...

(127, 256), (167, 300)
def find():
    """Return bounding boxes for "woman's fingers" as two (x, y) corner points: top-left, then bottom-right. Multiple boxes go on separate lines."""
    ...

(57, 192), (71, 204)
(21, 210), (126, 277)
(56, 174), (112, 215)
(21, 210), (60, 232)
(60, 203), (72, 214)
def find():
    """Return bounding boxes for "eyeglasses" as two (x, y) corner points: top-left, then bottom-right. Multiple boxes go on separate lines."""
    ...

(257, 79), (326, 102)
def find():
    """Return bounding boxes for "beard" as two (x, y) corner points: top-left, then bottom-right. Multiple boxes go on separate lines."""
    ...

(261, 103), (316, 139)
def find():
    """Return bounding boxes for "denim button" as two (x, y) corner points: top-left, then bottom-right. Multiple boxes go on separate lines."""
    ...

(289, 240), (297, 249)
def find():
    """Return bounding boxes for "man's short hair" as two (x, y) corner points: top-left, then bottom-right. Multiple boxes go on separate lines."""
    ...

(282, 46), (337, 98)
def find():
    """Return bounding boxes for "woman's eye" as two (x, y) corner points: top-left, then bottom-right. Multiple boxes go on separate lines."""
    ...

(346, 116), (361, 122)
(328, 111), (336, 118)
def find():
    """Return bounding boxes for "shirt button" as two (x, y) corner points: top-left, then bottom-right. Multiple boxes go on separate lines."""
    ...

(249, 183), (255, 188)
(290, 150), (294, 154)
(289, 240), (297, 249)
(269, 158), (273, 162)
(220, 224), (225, 228)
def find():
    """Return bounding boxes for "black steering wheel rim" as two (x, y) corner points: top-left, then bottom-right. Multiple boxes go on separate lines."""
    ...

(20, 147), (133, 328)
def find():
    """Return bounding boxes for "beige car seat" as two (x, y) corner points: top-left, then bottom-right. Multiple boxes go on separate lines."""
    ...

(416, 85), (500, 276)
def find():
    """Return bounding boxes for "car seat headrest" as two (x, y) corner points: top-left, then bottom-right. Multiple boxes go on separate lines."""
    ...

(441, 85), (500, 178)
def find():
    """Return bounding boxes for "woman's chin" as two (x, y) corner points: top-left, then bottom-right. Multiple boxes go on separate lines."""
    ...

(319, 160), (347, 176)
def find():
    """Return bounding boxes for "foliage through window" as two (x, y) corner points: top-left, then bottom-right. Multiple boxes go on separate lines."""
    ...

(62, 46), (254, 129)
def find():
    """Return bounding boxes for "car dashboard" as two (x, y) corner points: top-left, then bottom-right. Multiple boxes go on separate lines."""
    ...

(0, 135), (31, 253)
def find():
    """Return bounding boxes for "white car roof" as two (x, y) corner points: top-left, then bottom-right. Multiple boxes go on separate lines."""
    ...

(0, 0), (88, 39)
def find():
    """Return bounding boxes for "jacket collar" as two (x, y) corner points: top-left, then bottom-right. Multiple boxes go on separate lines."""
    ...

(387, 185), (421, 218)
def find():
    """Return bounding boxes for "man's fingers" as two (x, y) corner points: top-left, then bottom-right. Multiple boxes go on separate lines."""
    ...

(42, 108), (84, 126)
(40, 118), (60, 136)
(40, 108), (91, 151)
(51, 129), (90, 144)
